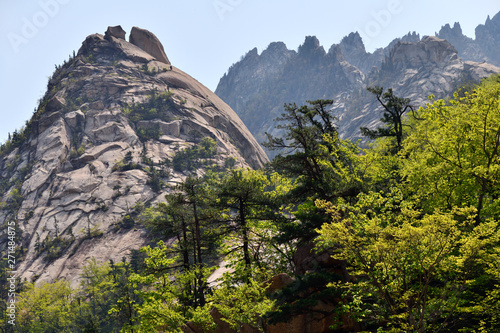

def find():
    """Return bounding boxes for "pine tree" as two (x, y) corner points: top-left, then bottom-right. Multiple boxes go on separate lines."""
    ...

(361, 86), (413, 151)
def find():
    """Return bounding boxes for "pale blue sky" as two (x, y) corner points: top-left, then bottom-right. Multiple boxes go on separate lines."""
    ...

(1, 0), (499, 143)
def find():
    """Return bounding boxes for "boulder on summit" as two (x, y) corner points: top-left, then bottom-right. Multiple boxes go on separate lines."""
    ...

(104, 25), (126, 40)
(129, 26), (170, 65)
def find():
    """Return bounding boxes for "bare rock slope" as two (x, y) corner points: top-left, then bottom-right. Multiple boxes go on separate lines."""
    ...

(0, 26), (268, 285)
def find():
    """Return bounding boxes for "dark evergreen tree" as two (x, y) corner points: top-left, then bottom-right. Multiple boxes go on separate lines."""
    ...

(263, 99), (361, 243)
(361, 86), (413, 151)
(214, 169), (282, 282)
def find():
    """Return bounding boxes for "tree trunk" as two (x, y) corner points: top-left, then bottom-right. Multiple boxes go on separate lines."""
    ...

(240, 198), (251, 282)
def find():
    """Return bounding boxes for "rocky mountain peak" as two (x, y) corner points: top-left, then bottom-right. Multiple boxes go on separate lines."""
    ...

(261, 42), (291, 60)
(298, 36), (326, 57)
(244, 47), (259, 61)
(0, 26), (267, 285)
(216, 13), (499, 157)
(390, 31), (421, 47)
(474, 11), (500, 65)
(402, 31), (421, 42)
(438, 22), (463, 37)
(477, 11), (500, 34)
(327, 44), (345, 61)
(339, 32), (366, 55)
(436, 22), (474, 53)
(334, 31), (386, 74)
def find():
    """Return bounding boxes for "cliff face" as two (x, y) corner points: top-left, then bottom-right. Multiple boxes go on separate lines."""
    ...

(216, 35), (364, 151)
(0, 26), (268, 285)
(216, 13), (500, 155)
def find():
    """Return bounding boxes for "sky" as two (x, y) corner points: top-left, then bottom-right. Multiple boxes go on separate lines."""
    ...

(0, 0), (499, 144)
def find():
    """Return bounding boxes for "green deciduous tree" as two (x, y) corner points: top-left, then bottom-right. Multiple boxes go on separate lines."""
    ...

(77, 258), (138, 332)
(209, 278), (275, 332)
(15, 280), (78, 333)
(316, 190), (500, 332)
(402, 75), (500, 222)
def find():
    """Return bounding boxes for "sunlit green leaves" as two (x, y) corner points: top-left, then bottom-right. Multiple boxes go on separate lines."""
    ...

(316, 193), (499, 332)
(403, 75), (500, 220)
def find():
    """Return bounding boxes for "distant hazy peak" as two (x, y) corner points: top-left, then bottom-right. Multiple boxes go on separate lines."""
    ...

(436, 22), (468, 42)
(476, 11), (500, 38)
(327, 44), (345, 60)
(339, 32), (366, 53)
(298, 36), (326, 55)
(262, 42), (291, 56)
(400, 31), (420, 43)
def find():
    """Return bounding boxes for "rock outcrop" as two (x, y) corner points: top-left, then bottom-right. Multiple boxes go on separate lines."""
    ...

(386, 36), (459, 70)
(0, 26), (267, 285)
(105, 25), (126, 40)
(129, 26), (170, 65)
(337, 32), (385, 74)
(336, 36), (499, 143)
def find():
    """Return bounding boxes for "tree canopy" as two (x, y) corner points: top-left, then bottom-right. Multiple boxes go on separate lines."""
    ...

(8, 76), (500, 333)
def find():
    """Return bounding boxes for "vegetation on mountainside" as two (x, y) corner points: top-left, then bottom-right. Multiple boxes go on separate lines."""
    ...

(2, 75), (500, 332)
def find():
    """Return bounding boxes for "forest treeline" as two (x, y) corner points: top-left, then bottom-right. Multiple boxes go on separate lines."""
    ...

(1, 74), (500, 332)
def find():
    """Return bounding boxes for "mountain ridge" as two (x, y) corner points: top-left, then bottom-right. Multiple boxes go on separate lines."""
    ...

(215, 12), (500, 156)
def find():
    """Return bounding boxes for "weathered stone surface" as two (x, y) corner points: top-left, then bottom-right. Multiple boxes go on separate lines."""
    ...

(388, 36), (458, 69)
(137, 120), (181, 138)
(39, 111), (62, 133)
(129, 26), (170, 65)
(104, 25), (126, 40)
(0, 26), (268, 286)
(46, 95), (66, 112)
(64, 110), (85, 129)
(109, 36), (156, 63)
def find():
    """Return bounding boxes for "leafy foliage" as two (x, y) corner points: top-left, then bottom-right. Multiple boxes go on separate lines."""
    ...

(317, 193), (500, 332)
(9, 77), (500, 332)
(209, 278), (275, 331)
(402, 76), (500, 221)
(16, 280), (78, 332)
